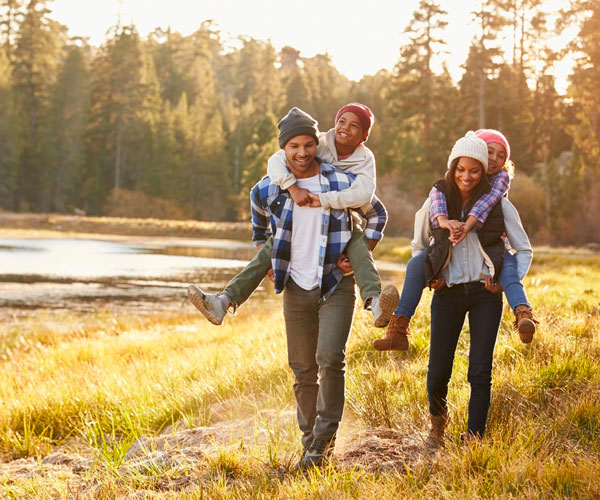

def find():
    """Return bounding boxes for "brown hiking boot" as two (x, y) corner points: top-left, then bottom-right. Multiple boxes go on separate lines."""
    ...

(425, 412), (449, 449)
(514, 305), (538, 344)
(373, 314), (410, 351)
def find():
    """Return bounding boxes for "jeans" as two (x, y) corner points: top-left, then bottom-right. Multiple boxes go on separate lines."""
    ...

(427, 281), (503, 437)
(498, 251), (530, 312)
(283, 275), (356, 448)
(394, 250), (426, 318)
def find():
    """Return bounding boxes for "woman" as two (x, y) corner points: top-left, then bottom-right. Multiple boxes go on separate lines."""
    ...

(411, 131), (533, 446)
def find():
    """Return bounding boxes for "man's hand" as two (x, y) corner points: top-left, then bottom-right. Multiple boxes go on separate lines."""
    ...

(429, 276), (446, 290)
(266, 267), (275, 283)
(484, 275), (503, 294)
(305, 193), (322, 207)
(336, 254), (353, 273)
(288, 184), (311, 206)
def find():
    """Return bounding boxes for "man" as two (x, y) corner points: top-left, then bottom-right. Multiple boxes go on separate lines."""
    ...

(250, 107), (388, 468)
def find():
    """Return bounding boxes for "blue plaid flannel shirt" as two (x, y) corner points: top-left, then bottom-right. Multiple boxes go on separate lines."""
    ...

(250, 162), (387, 300)
(429, 169), (511, 228)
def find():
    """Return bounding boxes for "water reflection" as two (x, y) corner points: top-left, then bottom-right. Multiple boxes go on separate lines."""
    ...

(0, 236), (403, 316)
(0, 237), (256, 314)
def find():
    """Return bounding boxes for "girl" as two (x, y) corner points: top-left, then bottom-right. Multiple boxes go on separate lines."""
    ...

(373, 129), (537, 351)
(412, 132), (532, 444)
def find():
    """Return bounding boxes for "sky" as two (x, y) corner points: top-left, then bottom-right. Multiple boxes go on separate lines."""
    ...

(49, 0), (573, 92)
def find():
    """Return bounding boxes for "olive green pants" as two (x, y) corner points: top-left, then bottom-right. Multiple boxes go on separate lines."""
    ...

(223, 228), (381, 308)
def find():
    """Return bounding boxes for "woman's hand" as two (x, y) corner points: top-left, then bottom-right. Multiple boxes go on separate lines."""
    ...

(430, 276), (446, 290)
(484, 275), (503, 294)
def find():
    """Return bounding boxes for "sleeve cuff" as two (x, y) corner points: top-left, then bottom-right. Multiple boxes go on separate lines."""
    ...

(319, 192), (331, 209)
(280, 176), (297, 190)
(364, 229), (383, 241)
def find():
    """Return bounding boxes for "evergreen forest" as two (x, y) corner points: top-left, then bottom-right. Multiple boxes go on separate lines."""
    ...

(0, 0), (599, 245)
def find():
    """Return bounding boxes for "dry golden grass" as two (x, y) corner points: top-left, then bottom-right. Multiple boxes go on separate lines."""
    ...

(0, 248), (599, 498)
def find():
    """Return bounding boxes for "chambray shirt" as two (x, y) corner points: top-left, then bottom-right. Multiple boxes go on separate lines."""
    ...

(429, 169), (511, 228)
(250, 162), (387, 300)
(412, 197), (532, 287)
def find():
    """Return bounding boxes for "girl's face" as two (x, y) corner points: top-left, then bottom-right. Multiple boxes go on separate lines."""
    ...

(334, 111), (364, 148)
(486, 142), (507, 175)
(454, 156), (484, 197)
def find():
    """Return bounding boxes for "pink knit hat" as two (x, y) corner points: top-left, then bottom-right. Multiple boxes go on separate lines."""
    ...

(475, 129), (511, 162)
(335, 103), (374, 142)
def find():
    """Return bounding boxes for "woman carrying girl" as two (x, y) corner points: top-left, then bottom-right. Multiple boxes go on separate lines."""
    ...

(410, 132), (533, 445)
(373, 128), (537, 352)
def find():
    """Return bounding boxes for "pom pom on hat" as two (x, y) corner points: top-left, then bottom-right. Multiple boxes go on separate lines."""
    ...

(447, 131), (489, 172)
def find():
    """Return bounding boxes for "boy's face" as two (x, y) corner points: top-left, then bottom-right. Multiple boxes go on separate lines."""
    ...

(334, 111), (363, 149)
(283, 135), (319, 178)
(486, 142), (507, 175)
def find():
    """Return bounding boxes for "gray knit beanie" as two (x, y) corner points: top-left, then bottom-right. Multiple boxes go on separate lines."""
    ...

(277, 107), (319, 148)
(447, 131), (489, 173)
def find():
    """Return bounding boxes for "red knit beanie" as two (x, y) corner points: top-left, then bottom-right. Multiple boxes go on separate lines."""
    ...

(335, 103), (374, 142)
(475, 129), (511, 162)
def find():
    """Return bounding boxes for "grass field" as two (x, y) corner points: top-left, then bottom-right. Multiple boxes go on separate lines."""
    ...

(0, 238), (599, 498)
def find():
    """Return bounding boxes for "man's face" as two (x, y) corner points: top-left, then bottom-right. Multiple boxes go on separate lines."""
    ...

(283, 135), (319, 178)
(334, 111), (364, 148)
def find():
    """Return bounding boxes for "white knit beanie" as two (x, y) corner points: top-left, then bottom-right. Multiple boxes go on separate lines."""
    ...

(447, 131), (489, 173)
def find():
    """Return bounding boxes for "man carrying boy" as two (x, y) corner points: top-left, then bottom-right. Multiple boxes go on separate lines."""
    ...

(250, 108), (387, 467)
(188, 103), (398, 329)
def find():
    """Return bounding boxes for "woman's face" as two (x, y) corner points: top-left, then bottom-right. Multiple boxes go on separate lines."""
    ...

(454, 156), (484, 197)
(486, 142), (507, 175)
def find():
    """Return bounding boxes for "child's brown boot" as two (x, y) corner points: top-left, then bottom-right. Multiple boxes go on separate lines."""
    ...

(372, 314), (410, 351)
(514, 305), (538, 344)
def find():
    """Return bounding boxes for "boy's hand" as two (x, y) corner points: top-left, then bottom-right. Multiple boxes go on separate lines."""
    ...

(336, 254), (353, 274)
(266, 267), (275, 283)
(288, 184), (311, 206)
(484, 275), (502, 294)
(305, 193), (322, 207)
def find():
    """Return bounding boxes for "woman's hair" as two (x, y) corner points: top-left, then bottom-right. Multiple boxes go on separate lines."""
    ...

(444, 157), (490, 219)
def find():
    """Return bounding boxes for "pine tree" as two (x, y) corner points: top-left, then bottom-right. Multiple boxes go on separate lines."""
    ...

(0, 45), (20, 208)
(84, 24), (160, 213)
(12, 0), (66, 210)
(388, 0), (452, 188)
(43, 42), (90, 212)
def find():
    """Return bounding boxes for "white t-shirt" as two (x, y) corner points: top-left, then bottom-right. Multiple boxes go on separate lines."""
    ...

(289, 174), (322, 290)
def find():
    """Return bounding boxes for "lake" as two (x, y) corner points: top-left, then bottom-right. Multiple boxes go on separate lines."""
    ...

(0, 235), (404, 317)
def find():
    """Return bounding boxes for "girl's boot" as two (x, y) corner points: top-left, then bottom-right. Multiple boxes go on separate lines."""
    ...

(372, 314), (410, 351)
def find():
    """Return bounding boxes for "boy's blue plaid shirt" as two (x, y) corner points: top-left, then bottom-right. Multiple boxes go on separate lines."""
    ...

(250, 162), (387, 300)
